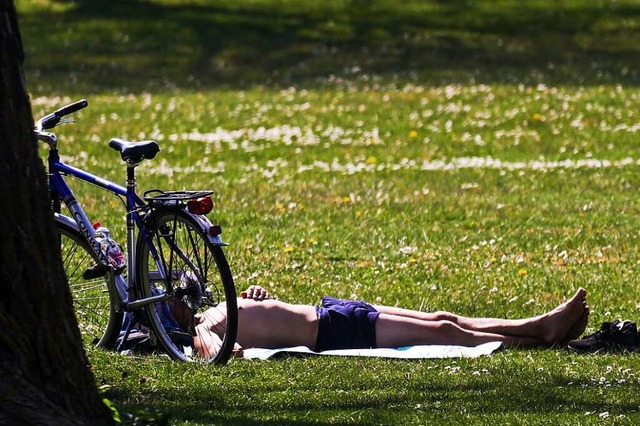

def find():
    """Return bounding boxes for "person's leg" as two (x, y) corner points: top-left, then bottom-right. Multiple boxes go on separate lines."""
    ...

(374, 288), (588, 346)
(375, 314), (543, 348)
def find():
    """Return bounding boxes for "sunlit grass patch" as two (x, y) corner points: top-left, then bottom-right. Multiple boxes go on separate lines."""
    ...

(20, 0), (640, 423)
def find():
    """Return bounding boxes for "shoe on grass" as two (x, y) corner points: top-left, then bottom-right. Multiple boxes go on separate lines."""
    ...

(567, 320), (639, 353)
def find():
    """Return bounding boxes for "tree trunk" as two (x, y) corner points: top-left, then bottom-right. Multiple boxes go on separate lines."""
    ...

(0, 1), (114, 424)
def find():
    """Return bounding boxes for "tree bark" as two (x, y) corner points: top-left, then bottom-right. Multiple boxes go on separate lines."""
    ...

(0, 1), (114, 424)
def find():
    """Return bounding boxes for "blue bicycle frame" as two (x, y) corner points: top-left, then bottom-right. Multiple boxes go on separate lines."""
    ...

(48, 151), (169, 311)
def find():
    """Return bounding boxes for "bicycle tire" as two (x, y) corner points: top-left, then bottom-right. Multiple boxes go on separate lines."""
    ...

(56, 220), (123, 349)
(136, 209), (237, 364)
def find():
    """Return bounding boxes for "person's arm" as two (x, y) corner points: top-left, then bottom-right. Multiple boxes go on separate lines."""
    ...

(194, 320), (245, 358)
(240, 285), (271, 301)
(193, 322), (223, 359)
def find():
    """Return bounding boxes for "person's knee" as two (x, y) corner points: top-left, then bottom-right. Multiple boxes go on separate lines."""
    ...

(432, 311), (459, 324)
(434, 319), (461, 334)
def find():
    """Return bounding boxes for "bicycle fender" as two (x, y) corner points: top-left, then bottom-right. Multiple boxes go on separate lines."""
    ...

(186, 211), (228, 246)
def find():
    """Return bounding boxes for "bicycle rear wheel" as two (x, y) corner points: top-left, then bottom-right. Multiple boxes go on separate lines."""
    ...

(56, 220), (123, 348)
(136, 209), (237, 364)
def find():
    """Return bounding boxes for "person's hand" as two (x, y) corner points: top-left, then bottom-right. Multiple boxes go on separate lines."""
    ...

(232, 342), (244, 357)
(240, 285), (270, 301)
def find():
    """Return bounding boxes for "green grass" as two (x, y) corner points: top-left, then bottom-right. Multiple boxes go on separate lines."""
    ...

(18, 0), (640, 424)
(19, 0), (640, 92)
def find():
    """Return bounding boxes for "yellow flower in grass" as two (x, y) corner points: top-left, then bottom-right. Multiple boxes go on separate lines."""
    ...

(518, 268), (527, 276)
(532, 113), (542, 121)
(409, 130), (418, 138)
(366, 156), (377, 164)
(283, 246), (294, 253)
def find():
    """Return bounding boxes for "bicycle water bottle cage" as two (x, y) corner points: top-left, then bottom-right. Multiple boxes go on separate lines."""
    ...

(143, 189), (215, 212)
(109, 138), (160, 165)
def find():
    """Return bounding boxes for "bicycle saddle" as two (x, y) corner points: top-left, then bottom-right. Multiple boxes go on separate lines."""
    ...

(109, 138), (160, 165)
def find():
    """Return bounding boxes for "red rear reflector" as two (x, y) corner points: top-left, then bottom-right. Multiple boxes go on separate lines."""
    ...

(209, 225), (222, 236)
(187, 197), (213, 215)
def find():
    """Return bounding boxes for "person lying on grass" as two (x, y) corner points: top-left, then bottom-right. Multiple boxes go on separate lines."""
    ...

(192, 285), (590, 359)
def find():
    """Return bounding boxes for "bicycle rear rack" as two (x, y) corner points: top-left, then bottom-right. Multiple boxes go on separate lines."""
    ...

(143, 189), (214, 207)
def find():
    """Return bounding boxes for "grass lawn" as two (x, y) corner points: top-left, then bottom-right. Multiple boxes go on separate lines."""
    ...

(18, 0), (640, 424)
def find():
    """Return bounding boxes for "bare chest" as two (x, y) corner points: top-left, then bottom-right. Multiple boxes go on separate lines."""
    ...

(236, 299), (318, 349)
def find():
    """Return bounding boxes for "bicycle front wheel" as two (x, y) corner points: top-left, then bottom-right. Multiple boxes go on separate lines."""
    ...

(56, 220), (123, 349)
(136, 209), (237, 364)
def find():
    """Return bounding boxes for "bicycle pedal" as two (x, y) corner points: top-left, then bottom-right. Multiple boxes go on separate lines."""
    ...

(82, 264), (110, 280)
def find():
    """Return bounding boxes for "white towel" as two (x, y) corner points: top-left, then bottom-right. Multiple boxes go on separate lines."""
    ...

(242, 341), (502, 360)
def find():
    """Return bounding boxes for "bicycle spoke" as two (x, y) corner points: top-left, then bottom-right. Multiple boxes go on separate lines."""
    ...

(137, 210), (237, 363)
(57, 224), (122, 348)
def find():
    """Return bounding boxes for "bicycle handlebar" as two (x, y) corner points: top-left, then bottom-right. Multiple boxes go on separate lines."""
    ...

(36, 98), (88, 131)
(55, 99), (88, 117)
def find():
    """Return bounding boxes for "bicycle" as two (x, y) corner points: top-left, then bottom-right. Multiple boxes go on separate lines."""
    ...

(35, 99), (238, 364)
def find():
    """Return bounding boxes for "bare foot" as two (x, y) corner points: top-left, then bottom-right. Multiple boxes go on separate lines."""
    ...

(540, 288), (588, 345)
(564, 305), (590, 342)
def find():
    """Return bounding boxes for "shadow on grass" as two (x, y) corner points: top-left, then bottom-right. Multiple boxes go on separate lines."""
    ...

(107, 370), (639, 424)
(18, 0), (640, 93)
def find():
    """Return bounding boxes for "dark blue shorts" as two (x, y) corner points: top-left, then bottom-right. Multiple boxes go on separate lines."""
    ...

(314, 297), (380, 351)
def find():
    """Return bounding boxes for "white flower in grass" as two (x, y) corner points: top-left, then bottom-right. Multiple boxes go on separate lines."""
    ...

(445, 366), (461, 374)
(399, 246), (417, 254)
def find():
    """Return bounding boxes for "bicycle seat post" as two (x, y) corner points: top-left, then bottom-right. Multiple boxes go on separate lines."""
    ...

(126, 163), (136, 192)
(125, 163), (137, 302)
(107, 137), (160, 304)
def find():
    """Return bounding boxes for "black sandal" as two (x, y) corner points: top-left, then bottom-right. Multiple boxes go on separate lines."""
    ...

(568, 320), (639, 353)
